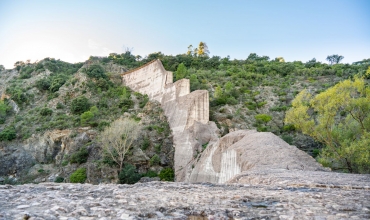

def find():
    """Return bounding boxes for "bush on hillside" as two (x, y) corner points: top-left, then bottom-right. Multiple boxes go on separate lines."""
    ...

(71, 96), (90, 114)
(0, 126), (16, 141)
(118, 164), (141, 184)
(70, 168), (87, 183)
(85, 64), (107, 79)
(70, 147), (89, 164)
(159, 168), (174, 181)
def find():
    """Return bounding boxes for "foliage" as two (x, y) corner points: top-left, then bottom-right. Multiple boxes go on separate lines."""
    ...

(0, 100), (11, 123)
(0, 126), (16, 141)
(84, 64), (107, 79)
(255, 114), (272, 124)
(6, 86), (29, 104)
(40, 108), (53, 116)
(70, 168), (87, 183)
(144, 170), (158, 177)
(159, 168), (174, 181)
(285, 77), (370, 173)
(175, 63), (187, 80)
(118, 164), (141, 184)
(150, 154), (160, 166)
(99, 118), (141, 171)
(80, 106), (99, 126)
(54, 176), (64, 183)
(71, 96), (91, 114)
(70, 146), (89, 164)
(197, 42), (209, 57)
(326, 54), (344, 65)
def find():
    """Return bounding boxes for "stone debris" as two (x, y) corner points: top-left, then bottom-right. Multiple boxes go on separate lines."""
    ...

(1, 175), (369, 220)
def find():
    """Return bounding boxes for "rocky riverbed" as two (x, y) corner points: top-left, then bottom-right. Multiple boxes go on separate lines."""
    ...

(1, 171), (370, 220)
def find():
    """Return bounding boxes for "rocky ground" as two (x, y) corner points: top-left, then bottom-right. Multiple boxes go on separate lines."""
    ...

(1, 171), (369, 220)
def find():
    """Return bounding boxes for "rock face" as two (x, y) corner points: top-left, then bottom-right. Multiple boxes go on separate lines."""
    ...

(189, 130), (329, 183)
(122, 60), (211, 181)
(122, 60), (329, 184)
(1, 173), (369, 219)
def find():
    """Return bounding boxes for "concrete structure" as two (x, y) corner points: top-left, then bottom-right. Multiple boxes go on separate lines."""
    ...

(122, 60), (213, 181)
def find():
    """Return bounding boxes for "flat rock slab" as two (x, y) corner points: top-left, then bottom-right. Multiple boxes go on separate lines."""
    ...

(1, 179), (369, 219)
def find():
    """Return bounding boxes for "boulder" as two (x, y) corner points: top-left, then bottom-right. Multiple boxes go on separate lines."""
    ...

(189, 130), (328, 183)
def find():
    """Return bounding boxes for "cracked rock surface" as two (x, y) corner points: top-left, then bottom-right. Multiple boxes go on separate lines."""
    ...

(1, 172), (370, 220)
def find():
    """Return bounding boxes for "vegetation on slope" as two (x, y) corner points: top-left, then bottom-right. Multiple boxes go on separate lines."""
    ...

(0, 57), (174, 184)
(0, 47), (369, 176)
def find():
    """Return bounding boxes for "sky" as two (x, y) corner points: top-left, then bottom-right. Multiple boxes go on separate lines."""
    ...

(0, 0), (369, 69)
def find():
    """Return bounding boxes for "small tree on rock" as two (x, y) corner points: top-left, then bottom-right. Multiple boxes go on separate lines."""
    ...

(99, 118), (141, 171)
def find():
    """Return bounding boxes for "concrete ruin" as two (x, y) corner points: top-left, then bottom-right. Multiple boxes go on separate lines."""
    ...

(122, 60), (327, 183)
(122, 60), (216, 181)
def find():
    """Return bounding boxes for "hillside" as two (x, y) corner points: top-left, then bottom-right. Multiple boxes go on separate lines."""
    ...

(0, 58), (174, 184)
(0, 53), (369, 183)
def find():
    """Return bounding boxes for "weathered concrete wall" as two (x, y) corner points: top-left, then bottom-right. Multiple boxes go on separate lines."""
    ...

(122, 60), (211, 181)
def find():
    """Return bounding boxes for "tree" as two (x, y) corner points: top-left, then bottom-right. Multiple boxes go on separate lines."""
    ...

(214, 86), (223, 99)
(285, 77), (370, 173)
(305, 58), (319, 68)
(366, 66), (370, 78)
(326, 54), (344, 65)
(99, 118), (141, 171)
(71, 96), (91, 114)
(175, 63), (187, 80)
(224, 82), (234, 94)
(197, 42), (209, 57)
(275, 57), (285, 62)
(187, 45), (193, 56)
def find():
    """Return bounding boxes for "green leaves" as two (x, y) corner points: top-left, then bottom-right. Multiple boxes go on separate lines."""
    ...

(175, 63), (187, 81)
(285, 77), (370, 173)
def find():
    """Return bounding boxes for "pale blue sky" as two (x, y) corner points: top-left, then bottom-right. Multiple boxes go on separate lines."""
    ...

(0, 0), (369, 68)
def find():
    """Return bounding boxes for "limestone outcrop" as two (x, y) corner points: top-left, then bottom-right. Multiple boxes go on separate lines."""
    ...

(121, 60), (327, 183)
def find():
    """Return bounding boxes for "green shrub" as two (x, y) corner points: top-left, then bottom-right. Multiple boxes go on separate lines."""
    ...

(54, 176), (64, 183)
(70, 168), (87, 183)
(141, 137), (150, 150)
(154, 144), (161, 153)
(255, 114), (272, 124)
(245, 102), (257, 110)
(56, 102), (64, 109)
(85, 64), (106, 79)
(40, 108), (53, 116)
(159, 168), (174, 181)
(312, 149), (320, 158)
(71, 96), (90, 114)
(0, 126), (16, 141)
(70, 147), (89, 164)
(144, 170), (158, 178)
(257, 126), (268, 132)
(282, 135), (293, 145)
(36, 78), (51, 91)
(118, 99), (134, 110)
(149, 154), (160, 166)
(98, 121), (110, 131)
(282, 124), (295, 132)
(270, 106), (288, 112)
(257, 101), (267, 108)
(118, 164), (141, 184)
(80, 111), (94, 125)
(139, 95), (149, 108)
